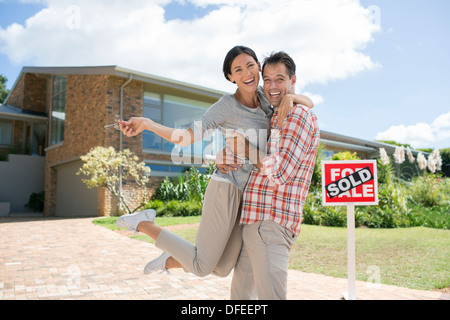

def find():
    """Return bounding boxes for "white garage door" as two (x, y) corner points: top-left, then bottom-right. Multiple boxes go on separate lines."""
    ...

(55, 160), (97, 217)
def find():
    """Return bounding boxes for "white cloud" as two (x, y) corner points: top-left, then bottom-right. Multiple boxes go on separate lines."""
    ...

(375, 111), (450, 149)
(302, 92), (324, 105)
(432, 111), (450, 129)
(0, 0), (380, 93)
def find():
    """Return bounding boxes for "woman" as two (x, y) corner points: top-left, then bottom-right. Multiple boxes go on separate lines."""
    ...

(116, 46), (313, 277)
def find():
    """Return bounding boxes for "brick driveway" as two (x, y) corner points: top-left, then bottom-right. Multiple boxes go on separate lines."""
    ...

(1, 217), (448, 300)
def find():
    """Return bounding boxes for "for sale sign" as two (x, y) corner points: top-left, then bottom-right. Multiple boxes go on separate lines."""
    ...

(322, 160), (378, 206)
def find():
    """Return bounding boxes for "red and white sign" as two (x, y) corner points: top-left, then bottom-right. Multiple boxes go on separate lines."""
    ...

(322, 160), (378, 206)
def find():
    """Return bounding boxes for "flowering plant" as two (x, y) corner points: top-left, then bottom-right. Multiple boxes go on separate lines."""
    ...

(77, 146), (151, 214)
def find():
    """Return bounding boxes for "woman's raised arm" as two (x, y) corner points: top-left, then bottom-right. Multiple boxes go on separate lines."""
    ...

(120, 117), (195, 147)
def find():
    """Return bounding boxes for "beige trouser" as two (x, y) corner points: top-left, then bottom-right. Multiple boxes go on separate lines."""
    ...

(155, 179), (243, 277)
(230, 220), (297, 300)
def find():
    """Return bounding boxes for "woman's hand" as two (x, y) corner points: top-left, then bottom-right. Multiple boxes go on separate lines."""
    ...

(119, 117), (151, 137)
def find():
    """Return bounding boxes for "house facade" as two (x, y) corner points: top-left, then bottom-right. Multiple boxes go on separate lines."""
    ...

(0, 65), (423, 217)
(1, 66), (224, 217)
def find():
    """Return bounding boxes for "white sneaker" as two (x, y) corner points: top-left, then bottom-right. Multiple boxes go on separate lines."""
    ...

(115, 209), (156, 234)
(144, 252), (171, 275)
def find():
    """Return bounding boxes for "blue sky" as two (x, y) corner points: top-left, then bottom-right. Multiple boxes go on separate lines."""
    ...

(0, 0), (449, 150)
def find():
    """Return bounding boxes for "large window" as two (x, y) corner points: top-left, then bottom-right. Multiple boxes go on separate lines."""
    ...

(142, 92), (163, 150)
(0, 120), (12, 146)
(50, 76), (66, 145)
(143, 92), (222, 162)
(145, 161), (209, 177)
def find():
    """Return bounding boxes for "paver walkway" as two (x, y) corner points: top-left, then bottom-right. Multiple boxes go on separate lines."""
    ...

(1, 217), (448, 300)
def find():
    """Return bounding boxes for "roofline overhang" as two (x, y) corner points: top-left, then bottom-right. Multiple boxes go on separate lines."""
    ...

(4, 66), (227, 105)
(320, 138), (376, 153)
(320, 129), (425, 156)
(0, 104), (48, 122)
(3, 66), (431, 156)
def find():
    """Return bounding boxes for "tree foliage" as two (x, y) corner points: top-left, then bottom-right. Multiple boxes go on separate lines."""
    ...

(77, 146), (151, 214)
(0, 74), (10, 104)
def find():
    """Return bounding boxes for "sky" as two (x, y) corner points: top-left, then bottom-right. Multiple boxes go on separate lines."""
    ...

(0, 0), (449, 151)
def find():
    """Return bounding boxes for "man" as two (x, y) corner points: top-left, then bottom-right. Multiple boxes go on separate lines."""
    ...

(223, 51), (320, 300)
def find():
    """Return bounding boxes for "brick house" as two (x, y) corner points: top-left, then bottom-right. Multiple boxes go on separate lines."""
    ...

(1, 66), (224, 217)
(1, 65), (422, 217)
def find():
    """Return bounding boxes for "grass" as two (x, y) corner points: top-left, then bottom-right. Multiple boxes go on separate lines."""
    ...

(92, 215), (201, 244)
(290, 225), (449, 291)
(92, 215), (201, 231)
(92, 216), (450, 291)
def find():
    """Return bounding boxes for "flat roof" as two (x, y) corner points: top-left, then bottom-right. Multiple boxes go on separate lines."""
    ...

(10, 65), (227, 101)
(320, 129), (425, 156)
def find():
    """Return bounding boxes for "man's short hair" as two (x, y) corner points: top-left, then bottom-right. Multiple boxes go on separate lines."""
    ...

(262, 51), (296, 79)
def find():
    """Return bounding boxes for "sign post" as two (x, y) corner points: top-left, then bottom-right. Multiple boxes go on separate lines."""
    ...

(321, 160), (378, 300)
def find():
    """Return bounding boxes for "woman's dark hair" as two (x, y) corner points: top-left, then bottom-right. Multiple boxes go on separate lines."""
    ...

(223, 46), (259, 82)
(262, 51), (296, 79)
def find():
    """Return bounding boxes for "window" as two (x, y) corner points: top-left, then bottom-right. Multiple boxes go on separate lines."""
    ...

(146, 162), (209, 177)
(142, 92), (163, 150)
(323, 150), (336, 159)
(0, 120), (12, 146)
(50, 76), (66, 145)
(163, 95), (209, 154)
(142, 92), (222, 161)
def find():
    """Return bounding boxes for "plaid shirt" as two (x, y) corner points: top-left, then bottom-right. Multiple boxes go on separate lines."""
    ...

(240, 104), (320, 235)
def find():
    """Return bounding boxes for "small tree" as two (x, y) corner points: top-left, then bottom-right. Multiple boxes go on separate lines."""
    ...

(0, 74), (10, 104)
(77, 146), (151, 215)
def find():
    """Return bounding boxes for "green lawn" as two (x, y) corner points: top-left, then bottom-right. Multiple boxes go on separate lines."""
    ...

(93, 216), (449, 291)
(290, 225), (449, 290)
(92, 215), (202, 230)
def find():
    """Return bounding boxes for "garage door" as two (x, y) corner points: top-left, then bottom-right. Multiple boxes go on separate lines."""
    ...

(55, 160), (97, 217)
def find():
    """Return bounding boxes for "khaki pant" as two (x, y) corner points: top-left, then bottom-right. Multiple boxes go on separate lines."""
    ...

(230, 220), (297, 300)
(155, 179), (243, 277)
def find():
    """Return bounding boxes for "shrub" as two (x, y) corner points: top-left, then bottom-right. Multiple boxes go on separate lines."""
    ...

(405, 204), (450, 229)
(153, 166), (213, 202)
(408, 174), (450, 207)
(303, 189), (322, 225)
(145, 199), (202, 217)
(331, 151), (360, 161)
(359, 206), (403, 228)
(320, 207), (347, 227)
(309, 142), (326, 189)
(147, 166), (213, 218)
(24, 191), (45, 212)
(377, 181), (408, 213)
(377, 158), (395, 185)
(154, 177), (187, 201)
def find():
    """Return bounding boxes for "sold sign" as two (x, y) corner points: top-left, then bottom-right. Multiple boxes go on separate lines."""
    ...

(322, 160), (378, 206)
(321, 160), (378, 300)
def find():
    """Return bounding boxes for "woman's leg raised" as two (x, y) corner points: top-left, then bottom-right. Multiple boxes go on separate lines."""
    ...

(142, 179), (242, 277)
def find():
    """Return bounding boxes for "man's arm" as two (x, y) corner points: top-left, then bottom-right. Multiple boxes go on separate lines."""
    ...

(227, 107), (317, 183)
(225, 133), (265, 171)
(263, 107), (317, 185)
(215, 148), (243, 174)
